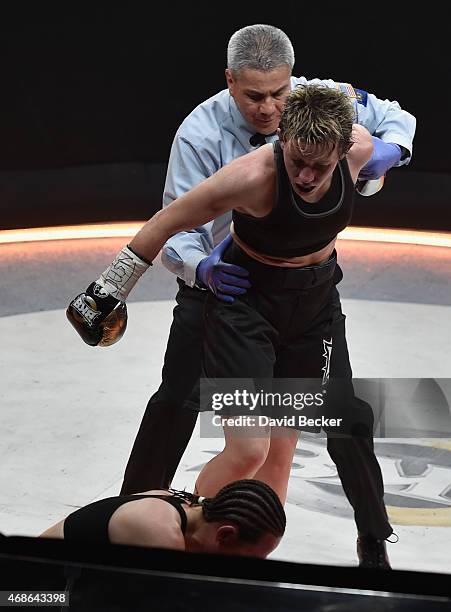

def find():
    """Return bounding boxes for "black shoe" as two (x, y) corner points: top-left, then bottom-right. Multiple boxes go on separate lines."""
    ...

(357, 535), (392, 569)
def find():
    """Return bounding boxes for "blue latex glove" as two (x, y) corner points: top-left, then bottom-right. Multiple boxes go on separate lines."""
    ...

(359, 137), (402, 180)
(196, 234), (251, 303)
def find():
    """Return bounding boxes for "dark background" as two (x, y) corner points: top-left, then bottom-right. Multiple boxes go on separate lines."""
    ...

(1, 5), (449, 230)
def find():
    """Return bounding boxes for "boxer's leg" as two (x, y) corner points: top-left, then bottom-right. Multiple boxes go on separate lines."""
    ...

(253, 428), (299, 503)
(195, 423), (271, 497)
(195, 290), (279, 497)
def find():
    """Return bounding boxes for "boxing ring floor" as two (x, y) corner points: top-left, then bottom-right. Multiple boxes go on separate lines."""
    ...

(0, 235), (450, 576)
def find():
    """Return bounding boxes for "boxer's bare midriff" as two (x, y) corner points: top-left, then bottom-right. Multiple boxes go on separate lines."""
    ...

(230, 223), (336, 268)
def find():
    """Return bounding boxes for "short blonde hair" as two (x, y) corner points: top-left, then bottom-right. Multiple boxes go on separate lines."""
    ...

(279, 85), (354, 157)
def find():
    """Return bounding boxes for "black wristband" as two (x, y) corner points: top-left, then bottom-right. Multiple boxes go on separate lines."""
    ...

(126, 244), (153, 266)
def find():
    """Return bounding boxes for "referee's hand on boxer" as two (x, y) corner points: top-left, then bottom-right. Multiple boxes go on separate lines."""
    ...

(66, 282), (128, 347)
(196, 234), (251, 303)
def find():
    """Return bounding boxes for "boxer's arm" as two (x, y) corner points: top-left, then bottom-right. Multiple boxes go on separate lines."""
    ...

(67, 153), (261, 346)
(130, 154), (260, 262)
(346, 124), (375, 182)
(40, 520), (65, 538)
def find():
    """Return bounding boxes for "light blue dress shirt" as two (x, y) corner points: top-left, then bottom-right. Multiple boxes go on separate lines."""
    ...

(161, 76), (416, 286)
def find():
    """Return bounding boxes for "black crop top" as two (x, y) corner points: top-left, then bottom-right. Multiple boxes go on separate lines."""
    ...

(232, 140), (355, 257)
(63, 494), (188, 544)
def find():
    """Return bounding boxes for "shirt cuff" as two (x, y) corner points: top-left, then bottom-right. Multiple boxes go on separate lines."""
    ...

(379, 132), (413, 165)
(183, 251), (207, 288)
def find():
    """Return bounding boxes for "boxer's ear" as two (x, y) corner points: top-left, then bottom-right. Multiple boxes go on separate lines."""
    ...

(215, 524), (239, 545)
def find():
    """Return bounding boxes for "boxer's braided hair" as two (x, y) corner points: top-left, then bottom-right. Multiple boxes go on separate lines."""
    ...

(170, 479), (285, 541)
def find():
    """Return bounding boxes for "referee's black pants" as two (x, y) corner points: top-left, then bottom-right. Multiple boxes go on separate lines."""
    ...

(120, 280), (203, 494)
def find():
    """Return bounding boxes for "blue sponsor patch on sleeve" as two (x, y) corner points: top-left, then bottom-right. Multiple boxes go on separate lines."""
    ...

(355, 88), (368, 107)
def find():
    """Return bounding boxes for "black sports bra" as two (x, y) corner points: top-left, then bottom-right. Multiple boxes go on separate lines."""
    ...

(232, 140), (355, 257)
(63, 494), (188, 544)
